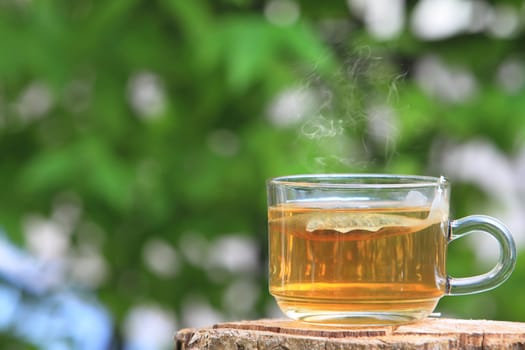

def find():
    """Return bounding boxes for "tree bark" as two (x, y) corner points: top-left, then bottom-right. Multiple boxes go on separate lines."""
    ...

(175, 318), (525, 349)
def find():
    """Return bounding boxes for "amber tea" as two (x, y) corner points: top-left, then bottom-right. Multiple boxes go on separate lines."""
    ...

(268, 202), (447, 325)
(267, 174), (516, 326)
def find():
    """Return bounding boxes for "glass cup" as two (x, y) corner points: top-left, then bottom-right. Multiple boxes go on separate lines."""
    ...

(267, 174), (516, 326)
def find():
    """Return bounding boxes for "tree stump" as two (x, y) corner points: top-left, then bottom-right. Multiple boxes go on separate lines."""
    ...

(175, 318), (525, 349)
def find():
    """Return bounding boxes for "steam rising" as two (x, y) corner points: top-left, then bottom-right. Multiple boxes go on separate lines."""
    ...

(301, 116), (345, 139)
(268, 46), (405, 172)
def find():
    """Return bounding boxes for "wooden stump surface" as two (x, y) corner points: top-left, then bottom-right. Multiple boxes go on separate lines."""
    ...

(175, 318), (525, 349)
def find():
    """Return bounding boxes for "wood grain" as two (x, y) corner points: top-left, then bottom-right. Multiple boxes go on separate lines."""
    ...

(175, 318), (525, 349)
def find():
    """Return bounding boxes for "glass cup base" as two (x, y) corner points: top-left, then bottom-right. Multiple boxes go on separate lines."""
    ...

(275, 297), (438, 326)
(283, 309), (431, 326)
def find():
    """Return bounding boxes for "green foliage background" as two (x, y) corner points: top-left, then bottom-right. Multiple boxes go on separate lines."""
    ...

(1, 0), (524, 348)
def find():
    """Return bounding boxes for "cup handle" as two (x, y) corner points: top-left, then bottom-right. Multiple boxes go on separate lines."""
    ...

(446, 215), (517, 296)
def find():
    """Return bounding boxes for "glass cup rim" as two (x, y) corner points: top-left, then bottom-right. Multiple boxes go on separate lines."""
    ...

(267, 173), (448, 189)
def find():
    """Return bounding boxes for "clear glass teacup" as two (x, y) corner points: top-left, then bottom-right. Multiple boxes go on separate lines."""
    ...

(267, 174), (516, 325)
